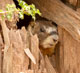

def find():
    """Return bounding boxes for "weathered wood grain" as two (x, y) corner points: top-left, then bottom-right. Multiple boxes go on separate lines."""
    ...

(45, 56), (57, 73)
(57, 27), (64, 73)
(3, 45), (13, 73)
(0, 34), (3, 73)
(26, 0), (80, 41)
(57, 2), (80, 73)
(0, 0), (14, 73)
(0, 19), (10, 46)
(31, 34), (39, 71)
(26, 70), (34, 73)
(77, 0), (80, 7)
(0, 0), (13, 10)
(58, 26), (80, 73)
(66, 0), (78, 6)
(9, 29), (29, 73)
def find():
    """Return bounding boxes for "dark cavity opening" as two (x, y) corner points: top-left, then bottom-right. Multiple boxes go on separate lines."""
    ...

(13, 0), (32, 29)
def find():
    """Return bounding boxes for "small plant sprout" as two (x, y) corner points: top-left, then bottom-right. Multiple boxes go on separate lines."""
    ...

(0, 0), (41, 21)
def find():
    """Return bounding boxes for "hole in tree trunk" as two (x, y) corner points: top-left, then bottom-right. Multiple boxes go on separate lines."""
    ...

(13, 0), (32, 29)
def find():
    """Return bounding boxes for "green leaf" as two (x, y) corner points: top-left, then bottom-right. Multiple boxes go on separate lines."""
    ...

(6, 13), (13, 21)
(0, 0), (41, 21)
(1, 15), (5, 20)
(0, 9), (3, 12)
(18, 0), (26, 7)
(19, 11), (24, 19)
(17, 0), (41, 20)
(36, 9), (41, 15)
(32, 16), (36, 20)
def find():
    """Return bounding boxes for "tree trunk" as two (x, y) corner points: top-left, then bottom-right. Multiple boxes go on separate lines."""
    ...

(0, 0), (15, 73)
(58, 27), (80, 73)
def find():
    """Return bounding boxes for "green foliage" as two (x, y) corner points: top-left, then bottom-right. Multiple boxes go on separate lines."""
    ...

(0, 9), (3, 12)
(0, 0), (41, 21)
(17, 0), (41, 20)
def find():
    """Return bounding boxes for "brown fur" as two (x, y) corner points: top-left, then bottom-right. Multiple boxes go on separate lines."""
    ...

(28, 20), (59, 55)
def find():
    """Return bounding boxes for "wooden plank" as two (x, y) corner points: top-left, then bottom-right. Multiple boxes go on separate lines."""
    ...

(45, 56), (57, 73)
(58, 8), (80, 73)
(26, 0), (80, 41)
(3, 45), (13, 73)
(0, 34), (4, 73)
(0, 18), (11, 73)
(26, 70), (34, 73)
(20, 27), (30, 71)
(9, 30), (23, 73)
(40, 54), (45, 71)
(0, 19), (10, 46)
(58, 27), (65, 73)
(0, 34), (4, 49)
(58, 27), (80, 73)
(42, 69), (47, 73)
(20, 27), (30, 49)
(31, 34), (39, 71)
(9, 29), (29, 73)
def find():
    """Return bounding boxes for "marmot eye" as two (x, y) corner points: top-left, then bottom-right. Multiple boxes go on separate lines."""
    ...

(32, 25), (34, 28)
(40, 28), (45, 32)
(50, 31), (57, 35)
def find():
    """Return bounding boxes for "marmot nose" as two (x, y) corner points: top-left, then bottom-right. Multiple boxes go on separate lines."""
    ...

(53, 39), (57, 42)
(52, 35), (59, 42)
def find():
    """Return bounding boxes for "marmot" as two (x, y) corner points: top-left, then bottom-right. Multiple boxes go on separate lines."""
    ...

(28, 20), (59, 55)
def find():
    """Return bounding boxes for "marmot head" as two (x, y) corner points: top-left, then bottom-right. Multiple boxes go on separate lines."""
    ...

(28, 20), (59, 55)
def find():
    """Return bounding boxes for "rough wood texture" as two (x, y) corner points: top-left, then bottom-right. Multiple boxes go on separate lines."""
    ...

(3, 45), (13, 73)
(2, 25), (30, 73)
(57, 1), (80, 73)
(0, 0), (14, 73)
(66, 0), (77, 6)
(0, 34), (3, 73)
(2, 26), (54, 73)
(31, 34), (39, 71)
(9, 28), (29, 73)
(26, 0), (80, 41)
(0, 0), (13, 10)
(77, 0), (80, 7)
(45, 56), (57, 73)
(57, 27), (64, 73)
(58, 26), (80, 73)
(0, 19), (10, 46)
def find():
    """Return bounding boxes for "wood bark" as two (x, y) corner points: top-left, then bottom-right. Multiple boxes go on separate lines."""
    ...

(58, 26), (80, 73)
(0, 0), (14, 73)
(31, 34), (39, 71)
(9, 28), (30, 73)
(45, 56), (57, 73)
(0, 0), (13, 10)
(26, 0), (80, 42)
(0, 34), (3, 73)
(57, 1), (80, 73)
(77, 0), (80, 7)
(66, 0), (78, 6)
